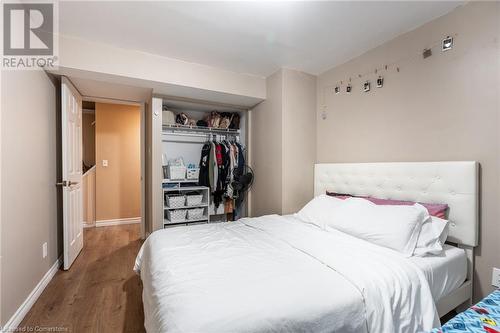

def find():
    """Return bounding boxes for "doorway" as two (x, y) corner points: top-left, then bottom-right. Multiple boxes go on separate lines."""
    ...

(81, 99), (145, 236)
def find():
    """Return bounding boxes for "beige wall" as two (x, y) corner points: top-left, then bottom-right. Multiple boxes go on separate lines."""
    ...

(58, 35), (266, 102)
(250, 71), (284, 216)
(316, 2), (500, 300)
(250, 69), (317, 216)
(82, 167), (96, 226)
(95, 103), (141, 221)
(82, 112), (95, 168)
(282, 69), (317, 214)
(1, 70), (60, 325)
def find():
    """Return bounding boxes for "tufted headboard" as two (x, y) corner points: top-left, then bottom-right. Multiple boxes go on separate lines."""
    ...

(314, 162), (479, 247)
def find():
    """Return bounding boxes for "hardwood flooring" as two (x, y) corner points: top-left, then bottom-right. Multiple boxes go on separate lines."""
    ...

(20, 224), (146, 333)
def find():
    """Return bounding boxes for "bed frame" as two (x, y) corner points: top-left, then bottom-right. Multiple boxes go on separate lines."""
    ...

(314, 161), (479, 317)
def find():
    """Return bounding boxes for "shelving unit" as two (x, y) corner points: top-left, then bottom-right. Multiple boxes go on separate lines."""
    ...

(155, 97), (248, 231)
(163, 186), (210, 228)
(163, 179), (199, 184)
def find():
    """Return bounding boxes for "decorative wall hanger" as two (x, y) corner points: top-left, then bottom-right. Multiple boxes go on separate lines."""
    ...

(423, 48), (432, 59)
(442, 36), (453, 51)
(363, 81), (370, 92)
(377, 76), (384, 88)
(326, 33), (457, 93)
(319, 32), (457, 109)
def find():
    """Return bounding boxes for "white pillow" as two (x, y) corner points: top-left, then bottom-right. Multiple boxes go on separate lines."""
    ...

(324, 198), (428, 257)
(295, 194), (345, 228)
(413, 216), (449, 256)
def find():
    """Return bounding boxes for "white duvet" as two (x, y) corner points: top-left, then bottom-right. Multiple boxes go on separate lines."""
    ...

(135, 215), (439, 333)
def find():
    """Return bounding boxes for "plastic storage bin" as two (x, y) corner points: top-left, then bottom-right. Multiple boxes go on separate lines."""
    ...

(166, 209), (187, 222)
(167, 165), (186, 180)
(186, 168), (200, 180)
(186, 194), (203, 206)
(187, 208), (204, 220)
(165, 194), (185, 208)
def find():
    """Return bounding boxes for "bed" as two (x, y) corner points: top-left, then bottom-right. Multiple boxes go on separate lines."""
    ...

(135, 161), (479, 333)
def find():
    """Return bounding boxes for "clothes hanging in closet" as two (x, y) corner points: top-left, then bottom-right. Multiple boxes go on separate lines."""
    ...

(198, 139), (245, 213)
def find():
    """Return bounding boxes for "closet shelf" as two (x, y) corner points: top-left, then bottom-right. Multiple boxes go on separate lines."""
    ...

(163, 186), (209, 192)
(162, 124), (240, 135)
(164, 216), (209, 225)
(163, 179), (199, 184)
(164, 203), (208, 210)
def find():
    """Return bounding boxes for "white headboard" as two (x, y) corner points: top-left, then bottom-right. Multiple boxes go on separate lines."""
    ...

(314, 162), (479, 247)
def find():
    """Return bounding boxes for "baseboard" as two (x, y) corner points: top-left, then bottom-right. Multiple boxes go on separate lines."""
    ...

(2, 256), (62, 331)
(95, 217), (141, 227)
(83, 222), (94, 228)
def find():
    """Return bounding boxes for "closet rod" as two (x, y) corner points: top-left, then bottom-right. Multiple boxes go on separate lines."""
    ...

(162, 124), (240, 135)
(162, 132), (208, 138)
(162, 132), (238, 143)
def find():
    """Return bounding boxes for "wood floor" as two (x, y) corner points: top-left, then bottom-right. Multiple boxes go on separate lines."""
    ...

(20, 224), (146, 333)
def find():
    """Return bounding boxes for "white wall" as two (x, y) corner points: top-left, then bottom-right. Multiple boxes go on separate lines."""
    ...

(1, 70), (59, 325)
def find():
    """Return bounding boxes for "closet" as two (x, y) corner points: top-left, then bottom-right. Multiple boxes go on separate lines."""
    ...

(154, 97), (249, 230)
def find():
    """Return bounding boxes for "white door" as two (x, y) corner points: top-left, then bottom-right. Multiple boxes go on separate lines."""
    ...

(60, 77), (83, 270)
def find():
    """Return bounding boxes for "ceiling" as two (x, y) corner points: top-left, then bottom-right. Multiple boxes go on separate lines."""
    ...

(59, 1), (463, 77)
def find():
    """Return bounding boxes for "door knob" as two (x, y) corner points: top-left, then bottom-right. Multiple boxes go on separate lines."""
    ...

(56, 181), (79, 187)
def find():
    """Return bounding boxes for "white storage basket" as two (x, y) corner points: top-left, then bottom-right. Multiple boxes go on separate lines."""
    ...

(167, 165), (186, 180)
(186, 168), (200, 180)
(165, 194), (185, 208)
(186, 194), (203, 206)
(187, 208), (204, 220)
(166, 209), (187, 222)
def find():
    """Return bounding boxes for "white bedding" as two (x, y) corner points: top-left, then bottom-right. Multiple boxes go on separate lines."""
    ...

(410, 244), (467, 301)
(135, 215), (439, 333)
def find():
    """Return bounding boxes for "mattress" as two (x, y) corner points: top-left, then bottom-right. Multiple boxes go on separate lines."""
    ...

(135, 214), (439, 333)
(410, 244), (467, 302)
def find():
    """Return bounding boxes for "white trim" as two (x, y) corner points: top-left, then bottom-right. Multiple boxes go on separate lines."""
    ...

(83, 96), (142, 106)
(2, 257), (62, 332)
(83, 222), (94, 229)
(95, 217), (141, 227)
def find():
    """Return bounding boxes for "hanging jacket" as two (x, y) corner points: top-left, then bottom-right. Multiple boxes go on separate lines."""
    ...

(225, 143), (236, 198)
(198, 143), (211, 188)
(234, 142), (246, 215)
(235, 142), (245, 174)
(213, 143), (222, 209)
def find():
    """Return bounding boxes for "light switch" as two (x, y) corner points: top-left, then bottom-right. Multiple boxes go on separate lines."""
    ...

(492, 268), (500, 288)
(102, 159), (108, 167)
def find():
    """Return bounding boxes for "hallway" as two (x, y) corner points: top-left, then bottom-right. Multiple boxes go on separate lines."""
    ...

(20, 225), (146, 332)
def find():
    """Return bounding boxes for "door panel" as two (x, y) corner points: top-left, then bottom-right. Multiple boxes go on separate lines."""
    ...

(61, 77), (83, 270)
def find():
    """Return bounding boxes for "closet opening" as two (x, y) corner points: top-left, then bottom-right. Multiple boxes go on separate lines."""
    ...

(159, 98), (250, 229)
(82, 99), (145, 234)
